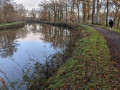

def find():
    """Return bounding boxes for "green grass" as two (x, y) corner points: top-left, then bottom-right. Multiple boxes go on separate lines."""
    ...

(0, 21), (24, 27)
(47, 25), (120, 89)
(92, 24), (120, 33)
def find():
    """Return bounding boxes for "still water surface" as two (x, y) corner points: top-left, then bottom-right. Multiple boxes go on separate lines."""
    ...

(0, 23), (82, 89)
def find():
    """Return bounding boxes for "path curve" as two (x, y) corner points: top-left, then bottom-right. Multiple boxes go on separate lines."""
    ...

(91, 26), (120, 70)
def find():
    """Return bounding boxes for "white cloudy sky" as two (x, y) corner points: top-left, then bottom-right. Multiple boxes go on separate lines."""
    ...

(13, 0), (50, 10)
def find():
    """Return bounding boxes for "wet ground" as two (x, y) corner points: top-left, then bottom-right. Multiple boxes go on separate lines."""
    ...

(91, 26), (120, 71)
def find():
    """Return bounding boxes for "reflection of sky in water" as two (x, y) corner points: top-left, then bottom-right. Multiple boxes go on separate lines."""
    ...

(16, 33), (44, 42)
(0, 40), (59, 82)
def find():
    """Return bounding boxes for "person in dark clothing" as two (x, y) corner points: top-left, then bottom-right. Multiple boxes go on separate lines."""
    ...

(109, 19), (114, 31)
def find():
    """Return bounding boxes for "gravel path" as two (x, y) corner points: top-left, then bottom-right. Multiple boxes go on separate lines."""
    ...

(91, 26), (120, 70)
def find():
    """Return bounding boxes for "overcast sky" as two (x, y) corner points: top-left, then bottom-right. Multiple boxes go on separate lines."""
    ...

(13, 0), (50, 10)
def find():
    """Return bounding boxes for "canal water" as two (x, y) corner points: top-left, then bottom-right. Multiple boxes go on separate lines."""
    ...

(0, 23), (82, 89)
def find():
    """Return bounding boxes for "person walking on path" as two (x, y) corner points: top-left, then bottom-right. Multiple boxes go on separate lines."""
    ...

(109, 19), (114, 31)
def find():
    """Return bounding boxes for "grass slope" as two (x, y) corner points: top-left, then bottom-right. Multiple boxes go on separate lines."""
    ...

(48, 25), (120, 89)
(0, 21), (25, 30)
(0, 22), (23, 26)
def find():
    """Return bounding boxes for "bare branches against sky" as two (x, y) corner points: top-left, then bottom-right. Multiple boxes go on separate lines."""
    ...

(13, 0), (50, 10)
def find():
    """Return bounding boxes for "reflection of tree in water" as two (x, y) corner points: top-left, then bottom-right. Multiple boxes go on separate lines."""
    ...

(26, 23), (42, 33)
(0, 24), (43, 58)
(0, 27), (28, 58)
(0, 23), (83, 63)
(39, 24), (83, 49)
(21, 24), (82, 50)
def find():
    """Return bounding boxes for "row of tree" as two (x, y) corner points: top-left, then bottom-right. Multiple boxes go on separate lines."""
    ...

(34, 0), (120, 28)
(0, 0), (26, 23)
(1, 0), (119, 28)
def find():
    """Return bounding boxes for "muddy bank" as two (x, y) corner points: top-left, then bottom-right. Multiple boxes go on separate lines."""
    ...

(0, 22), (25, 30)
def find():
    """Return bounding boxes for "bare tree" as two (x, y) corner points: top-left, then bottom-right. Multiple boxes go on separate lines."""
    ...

(92, 0), (95, 24)
(106, 0), (109, 26)
(77, 0), (80, 23)
(86, 0), (91, 23)
(96, 0), (100, 24)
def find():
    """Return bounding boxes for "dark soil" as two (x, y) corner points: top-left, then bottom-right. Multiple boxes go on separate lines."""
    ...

(91, 26), (120, 71)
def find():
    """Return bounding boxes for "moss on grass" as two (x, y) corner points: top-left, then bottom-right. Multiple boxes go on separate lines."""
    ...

(47, 25), (120, 89)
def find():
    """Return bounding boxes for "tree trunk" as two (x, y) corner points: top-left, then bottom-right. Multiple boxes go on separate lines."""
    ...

(54, 5), (57, 22)
(72, 0), (75, 23)
(66, 2), (68, 22)
(96, 0), (100, 24)
(48, 11), (50, 21)
(83, 2), (86, 23)
(114, 15), (116, 25)
(61, 9), (63, 21)
(114, 8), (119, 25)
(60, 10), (62, 21)
(117, 16), (120, 28)
(87, 1), (90, 23)
(92, 0), (95, 24)
(77, 0), (80, 23)
(58, 9), (60, 22)
(70, 5), (72, 22)
(106, 0), (109, 26)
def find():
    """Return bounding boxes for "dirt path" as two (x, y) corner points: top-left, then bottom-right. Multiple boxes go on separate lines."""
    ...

(91, 26), (120, 70)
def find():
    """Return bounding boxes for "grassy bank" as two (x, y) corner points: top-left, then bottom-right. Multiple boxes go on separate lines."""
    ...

(47, 24), (120, 89)
(0, 21), (25, 30)
(91, 24), (120, 33)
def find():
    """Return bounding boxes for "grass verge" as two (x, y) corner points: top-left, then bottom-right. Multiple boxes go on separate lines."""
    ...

(0, 21), (25, 30)
(47, 25), (120, 89)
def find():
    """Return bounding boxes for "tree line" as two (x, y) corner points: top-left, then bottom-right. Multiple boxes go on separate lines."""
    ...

(0, 0), (26, 23)
(1, 0), (120, 28)
(33, 0), (120, 28)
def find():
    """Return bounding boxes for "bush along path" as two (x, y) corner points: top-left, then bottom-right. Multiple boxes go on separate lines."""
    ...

(47, 25), (120, 89)
(91, 25), (120, 71)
